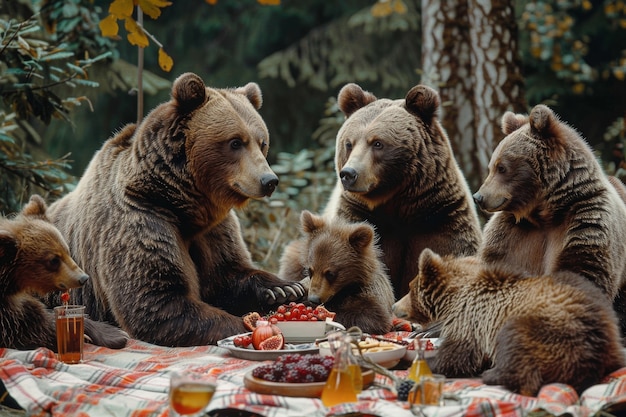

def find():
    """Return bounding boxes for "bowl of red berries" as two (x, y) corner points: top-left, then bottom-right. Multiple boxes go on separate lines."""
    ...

(248, 303), (345, 344)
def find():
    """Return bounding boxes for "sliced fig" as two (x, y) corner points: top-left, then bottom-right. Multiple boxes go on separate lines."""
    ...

(243, 312), (262, 331)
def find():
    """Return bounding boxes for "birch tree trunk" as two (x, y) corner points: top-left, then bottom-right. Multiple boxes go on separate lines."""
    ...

(421, 0), (525, 191)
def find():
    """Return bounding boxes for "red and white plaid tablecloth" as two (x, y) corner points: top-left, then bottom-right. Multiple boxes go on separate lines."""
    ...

(1, 339), (626, 417)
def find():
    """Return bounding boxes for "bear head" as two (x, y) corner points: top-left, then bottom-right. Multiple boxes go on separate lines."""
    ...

(393, 248), (480, 325)
(0, 195), (89, 295)
(473, 104), (600, 223)
(298, 210), (381, 305)
(334, 83), (443, 209)
(127, 73), (278, 219)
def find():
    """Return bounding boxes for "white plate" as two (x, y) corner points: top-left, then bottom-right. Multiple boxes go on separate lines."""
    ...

(317, 341), (407, 369)
(217, 333), (319, 361)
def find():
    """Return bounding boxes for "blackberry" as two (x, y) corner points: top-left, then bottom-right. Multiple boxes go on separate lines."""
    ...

(397, 379), (416, 401)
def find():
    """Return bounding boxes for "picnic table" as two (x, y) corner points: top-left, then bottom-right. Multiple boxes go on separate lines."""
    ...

(1, 338), (626, 417)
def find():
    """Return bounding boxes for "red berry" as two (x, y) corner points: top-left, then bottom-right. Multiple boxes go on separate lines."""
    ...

(60, 292), (70, 304)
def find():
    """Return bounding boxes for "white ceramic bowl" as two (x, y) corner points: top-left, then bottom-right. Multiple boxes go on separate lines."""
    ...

(403, 338), (441, 363)
(276, 319), (345, 343)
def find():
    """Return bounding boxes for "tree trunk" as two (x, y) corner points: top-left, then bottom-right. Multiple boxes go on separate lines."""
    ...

(421, 0), (525, 192)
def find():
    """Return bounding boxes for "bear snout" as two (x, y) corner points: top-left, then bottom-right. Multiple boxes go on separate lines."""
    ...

(78, 273), (89, 286)
(308, 294), (321, 304)
(473, 192), (484, 206)
(340, 167), (358, 187)
(260, 173), (279, 196)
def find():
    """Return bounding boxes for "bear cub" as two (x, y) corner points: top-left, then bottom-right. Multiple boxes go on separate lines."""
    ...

(0, 195), (128, 351)
(393, 249), (625, 396)
(279, 210), (395, 334)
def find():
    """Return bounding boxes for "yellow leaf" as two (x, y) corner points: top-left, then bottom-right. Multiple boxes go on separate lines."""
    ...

(257, 0), (280, 4)
(158, 48), (174, 72)
(99, 14), (119, 37)
(125, 18), (149, 47)
(371, 1), (392, 17)
(109, 0), (134, 18)
(138, 0), (172, 19)
(393, 0), (407, 14)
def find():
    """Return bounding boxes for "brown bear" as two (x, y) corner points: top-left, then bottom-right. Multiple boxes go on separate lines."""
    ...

(1, 195), (128, 351)
(46, 72), (307, 347)
(473, 104), (626, 336)
(278, 210), (395, 334)
(393, 249), (626, 396)
(322, 83), (482, 298)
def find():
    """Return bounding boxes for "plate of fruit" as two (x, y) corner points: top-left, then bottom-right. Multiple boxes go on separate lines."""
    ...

(243, 353), (375, 397)
(217, 332), (320, 361)
(243, 303), (345, 344)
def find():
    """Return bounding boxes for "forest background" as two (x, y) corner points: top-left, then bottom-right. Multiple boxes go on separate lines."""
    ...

(1, 0), (625, 272)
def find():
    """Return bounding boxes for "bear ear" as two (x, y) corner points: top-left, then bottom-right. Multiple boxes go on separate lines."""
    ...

(501, 111), (528, 135)
(300, 210), (325, 234)
(171, 72), (207, 114)
(233, 82), (263, 110)
(337, 83), (377, 118)
(0, 230), (18, 264)
(405, 85), (440, 123)
(21, 194), (48, 220)
(348, 224), (374, 252)
(529, 104), (560, 138)
(417, 248), (443, 283)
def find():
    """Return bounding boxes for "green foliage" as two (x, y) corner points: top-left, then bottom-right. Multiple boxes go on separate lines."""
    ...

(0, 2), (112, 213)
(257, 0), (420, 95)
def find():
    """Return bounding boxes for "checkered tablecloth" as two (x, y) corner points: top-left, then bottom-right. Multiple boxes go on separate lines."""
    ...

(1, 338), (626, 417)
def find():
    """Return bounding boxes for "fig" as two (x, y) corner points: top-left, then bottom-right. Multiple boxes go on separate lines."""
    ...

(258, 334), (285, 350)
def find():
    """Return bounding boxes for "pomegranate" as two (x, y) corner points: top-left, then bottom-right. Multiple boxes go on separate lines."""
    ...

(251, 321), (284, 350)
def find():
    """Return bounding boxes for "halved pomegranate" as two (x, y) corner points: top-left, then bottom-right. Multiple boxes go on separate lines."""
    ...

(251, 321), (284, 350)
(243, 312), (262, 331)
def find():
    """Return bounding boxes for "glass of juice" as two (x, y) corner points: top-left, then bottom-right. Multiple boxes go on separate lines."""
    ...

(169, 371), (217, 416)
(409, 373), (445, 416)
(54, 305), (85, 364)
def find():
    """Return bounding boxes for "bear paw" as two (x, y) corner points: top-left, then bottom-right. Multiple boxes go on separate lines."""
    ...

(264, 277), (309, 304)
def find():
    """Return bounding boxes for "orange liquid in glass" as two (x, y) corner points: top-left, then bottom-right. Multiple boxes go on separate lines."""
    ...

(349, 363), (363, 393)
(408, 358), (432, 382)
(321, 368), (357, 407)
(170, 382), (215, 415)
(56, 315), (84, 364)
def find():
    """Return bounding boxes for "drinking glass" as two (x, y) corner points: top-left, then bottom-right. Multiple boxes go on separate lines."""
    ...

(409, 373), (445, 416)
(169, 371), (217, 416)
(54, 305), (85, 364)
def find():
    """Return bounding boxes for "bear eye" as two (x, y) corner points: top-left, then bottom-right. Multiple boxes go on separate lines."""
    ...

(345, 142), (353, 151)
(496, 164), (506, 174)
(260, 140), (267, 151)
(46, 256), (61, 271)
(324, 271), (336, 282)
(372, 140), (383, 149)
(230, 138), (243, 150)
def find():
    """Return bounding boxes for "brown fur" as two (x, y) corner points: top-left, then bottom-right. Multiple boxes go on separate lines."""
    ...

(46, 73), (307, 347)
(0, 195), (128, 351)
(394, 249), (626, 396)
(474, 105), (626, 335)
(278, 211), (394, 334)
(323, 83), (482, 298)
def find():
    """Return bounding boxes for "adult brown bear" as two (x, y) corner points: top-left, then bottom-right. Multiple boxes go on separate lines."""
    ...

(47, 73), (307, 346)
(474, 104), (626, 336)
(322, 83), (482, 298)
